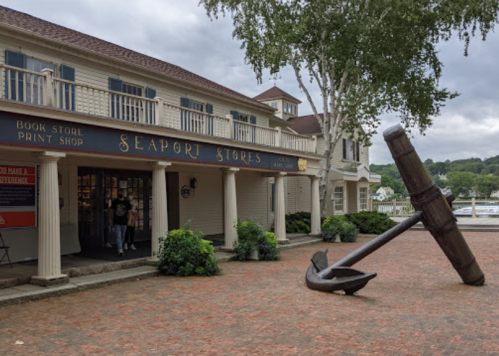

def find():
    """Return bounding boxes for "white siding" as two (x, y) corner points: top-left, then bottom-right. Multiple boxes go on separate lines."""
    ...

(178, 171), (223, 236)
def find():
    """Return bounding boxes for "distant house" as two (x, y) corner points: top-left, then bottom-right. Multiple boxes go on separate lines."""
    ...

(438, 174), (448, 181)
(377, 187), (395, 198)
(370, 193), (384, 201)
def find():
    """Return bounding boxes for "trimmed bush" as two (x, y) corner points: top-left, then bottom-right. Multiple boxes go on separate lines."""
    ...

(344, 211), (397, 235)
(156, 222), (221, 277)
(338, 221), (359, 242)
(321, 216), (359, 243)
(285, 212), (326, 234)
(234, 219), (280, 261)
(257, 232), (280, 261)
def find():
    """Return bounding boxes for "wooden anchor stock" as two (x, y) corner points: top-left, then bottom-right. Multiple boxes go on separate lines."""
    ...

(306, 124), (485, 295)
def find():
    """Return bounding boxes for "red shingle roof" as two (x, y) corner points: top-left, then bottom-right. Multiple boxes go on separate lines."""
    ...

(253, 86), (301, 103)
(0, 6), (271, 110)
(288, 114), (323, 135)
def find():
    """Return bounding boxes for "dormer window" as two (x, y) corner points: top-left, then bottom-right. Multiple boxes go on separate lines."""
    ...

(270, 101), (278, 109)
(284, 102), (297, 115)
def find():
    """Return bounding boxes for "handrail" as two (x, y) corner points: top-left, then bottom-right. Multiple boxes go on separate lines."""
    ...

(1, 64), (317, 153)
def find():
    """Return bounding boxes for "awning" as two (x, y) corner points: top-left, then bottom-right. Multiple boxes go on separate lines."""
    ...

(329, 163), (381, 183)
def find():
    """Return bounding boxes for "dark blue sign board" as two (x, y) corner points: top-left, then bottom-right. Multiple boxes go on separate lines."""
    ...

(0, 111), (300, 171)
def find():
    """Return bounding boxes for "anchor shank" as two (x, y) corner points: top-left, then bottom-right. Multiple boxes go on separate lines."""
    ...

(318, 212), (422, 279)
(384, 124), (485, 286)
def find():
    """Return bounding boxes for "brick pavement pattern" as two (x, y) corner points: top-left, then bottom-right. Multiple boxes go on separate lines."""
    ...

(1, 231), (498, 356)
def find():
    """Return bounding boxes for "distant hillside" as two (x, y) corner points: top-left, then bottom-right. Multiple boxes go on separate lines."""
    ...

(370, 155), (499, 197)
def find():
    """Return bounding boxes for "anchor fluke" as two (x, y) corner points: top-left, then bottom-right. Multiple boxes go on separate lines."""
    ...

(306, 250), (377, 295)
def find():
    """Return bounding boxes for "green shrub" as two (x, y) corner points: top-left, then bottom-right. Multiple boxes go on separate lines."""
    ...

(155, 222), (221, 277)
(234, 219), (263, 261)
(285, 212), (326, 234)
(344, 211), (398, 235)
(338, 221), (358, 242)
(321, 216), (347, 242)
(234, 219), (280, 261)
(257, 232), (280, 261)
(321, 216), (359, 243)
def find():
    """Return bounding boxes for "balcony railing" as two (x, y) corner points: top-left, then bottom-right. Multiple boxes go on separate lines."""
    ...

(1, 64), (318, 153)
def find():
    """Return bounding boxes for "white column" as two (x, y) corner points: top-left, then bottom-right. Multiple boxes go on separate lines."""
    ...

(310, 175), (321, 235)
(223, 168), (239, 249)
(274, 172), (287, 243)
(32, 151), (67, 285)
(151, 161), (171, 260)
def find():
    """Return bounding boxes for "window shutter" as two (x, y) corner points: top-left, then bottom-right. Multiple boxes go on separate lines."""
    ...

(342, 139), (347, 160)
(356, 142), (360, 162)
(145, 88), (157, 124)
(61, 65), (75, 81)
(5, 50), (26, 101)
(60, 65), (75, 111)
(5, 50), (26, 68)
(230, 110), (239, 121)
(180, 97), (190, 108)
(109, 77), (123, 92)
(250, 115), (256, 143)
(145, 87), (156, 99)
(206, 103), (214, 136)
(180, 97), (191, 131)
(108, 78), (123, 118)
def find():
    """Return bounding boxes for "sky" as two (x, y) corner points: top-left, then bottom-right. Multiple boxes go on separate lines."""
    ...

(2, 0), (498, 164)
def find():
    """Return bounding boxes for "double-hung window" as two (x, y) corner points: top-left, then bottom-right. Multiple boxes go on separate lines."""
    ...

(359, 187), (368, 211)
(334, 186), (344, 212)
(342, 138), (360, 162)
(26, 57), (57, 105)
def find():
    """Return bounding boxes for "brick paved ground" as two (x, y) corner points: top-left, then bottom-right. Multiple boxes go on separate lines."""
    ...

(1, 231), (498, 356)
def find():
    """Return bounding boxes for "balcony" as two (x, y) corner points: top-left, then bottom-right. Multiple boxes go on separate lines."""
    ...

(0, 64), (317, 154)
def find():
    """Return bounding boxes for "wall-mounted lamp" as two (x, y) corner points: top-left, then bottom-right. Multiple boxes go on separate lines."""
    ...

(190, 177), (198, 190)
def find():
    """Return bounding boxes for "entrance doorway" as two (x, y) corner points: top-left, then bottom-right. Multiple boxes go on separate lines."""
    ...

(77, 168), (179, 259)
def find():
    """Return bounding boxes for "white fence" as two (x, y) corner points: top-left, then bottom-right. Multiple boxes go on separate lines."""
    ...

(1, 64), (318, 153)
(372, 200), (416, 217)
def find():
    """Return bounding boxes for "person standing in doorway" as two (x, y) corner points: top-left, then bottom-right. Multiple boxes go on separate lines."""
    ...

(111, 192), (131, 256)
(125, 192), (138, 251)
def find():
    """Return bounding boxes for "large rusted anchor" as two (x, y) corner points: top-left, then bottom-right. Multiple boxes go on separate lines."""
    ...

(306, 124), (485, 295)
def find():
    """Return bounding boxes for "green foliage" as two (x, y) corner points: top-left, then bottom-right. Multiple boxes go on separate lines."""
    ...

(285, 212), (326, 234)
(447, 171), (477, 196)
(372, 155), (499, 197)
(321, 216), (358, 243)
(234, 219), (280, 261)
(257, 232), (280, 261)
(474, 175), (499, 197)
(344, 211), (398, 235)
(202, 0), (499, 215)
(156, 222), (221, 277)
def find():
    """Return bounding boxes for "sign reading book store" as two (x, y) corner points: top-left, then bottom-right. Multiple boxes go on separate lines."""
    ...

(0, 111), (303, 171)
(0, 164), (37, 228)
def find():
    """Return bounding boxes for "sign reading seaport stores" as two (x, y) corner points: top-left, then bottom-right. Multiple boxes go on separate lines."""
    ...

(0, 112), (305, 171)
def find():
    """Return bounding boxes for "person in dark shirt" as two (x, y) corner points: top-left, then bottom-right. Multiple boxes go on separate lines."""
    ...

(111, 193), (131, 256)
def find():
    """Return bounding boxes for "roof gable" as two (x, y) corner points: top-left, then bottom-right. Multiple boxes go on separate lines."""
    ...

(253, 86), (301, 103)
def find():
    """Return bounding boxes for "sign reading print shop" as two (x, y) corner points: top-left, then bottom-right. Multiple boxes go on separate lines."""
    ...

(0, 164), (37, 228)
(1, 111), (302, 171)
